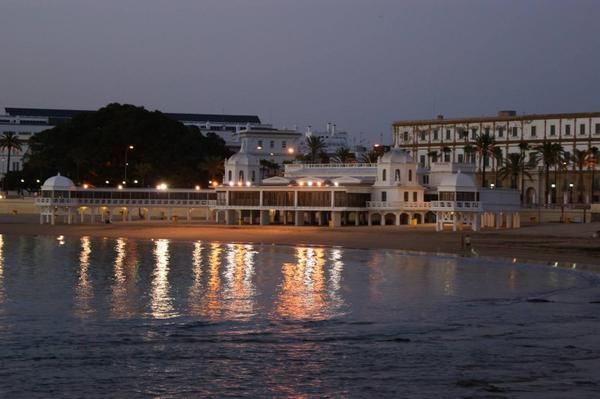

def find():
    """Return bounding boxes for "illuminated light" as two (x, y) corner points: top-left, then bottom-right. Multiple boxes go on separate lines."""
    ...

(374, 144), (380, 147)
(105, 180), (110, 184)
(83, 184), (89, 189)
(133, 180), (138, 184)
(257, 146), (263, 150)
(334, 181), (339, 187)
(270, 152), (274, 156)
(208, 180), (213, 184)
(117, 185), (123, 190)
(36, 179), (40, 183)
(317, 181), (322, 187)
(195, 185), (200, 190)
(237, 181), (243, 186)
(512, 257), (517, 263)
(229, 181), (234, 187)
(287, 148), (294, 154)
(212, 181), (218, 187)
(308, 181), (313, 187)
(20, 179), (25, 183)
(0, 194), (3, 199)
(57, 235), (64, 241)
(156, 183), (168, 190)
(569, 183), (574, 188)
(490, 183), (495, 189)
(129, 145), (134, 150)
(572, 263), (577, 269)
(551, 183), (556, 188)
(299, 181), (304, 186)
(122, 180), (126, 185)
(245, 181), (251, 187)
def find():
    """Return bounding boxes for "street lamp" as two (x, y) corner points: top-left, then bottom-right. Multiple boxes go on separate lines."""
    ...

(550, 183), (556, 205)
(124, 145), (134, 184)
(569, 183), (574, 204)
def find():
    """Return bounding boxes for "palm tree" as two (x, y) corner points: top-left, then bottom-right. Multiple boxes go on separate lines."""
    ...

(306, 135), (325, 163)
(535, 142), (563, 205)
(474, 132), (496, 187)
(571, 149), (587, 203)
(587, 147), (599, 203)
(0, 132), (23, 191)
(359, 150), (379, 164)
(498, 153), (532, 190)
(259, 159), (280, 178)
(518, 141), (530, 201)
(332, 147), (353, 163)
(492, 147), (503, 186)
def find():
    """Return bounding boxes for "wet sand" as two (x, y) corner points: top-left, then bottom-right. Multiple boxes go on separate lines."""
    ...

(2, 214), (599, 268)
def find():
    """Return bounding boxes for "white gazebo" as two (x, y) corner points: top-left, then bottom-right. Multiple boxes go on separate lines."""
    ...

(38, 173), (76, 224)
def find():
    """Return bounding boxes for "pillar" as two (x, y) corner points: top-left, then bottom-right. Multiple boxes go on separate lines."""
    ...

(187, 209), (191, 222)
(146, 208), (151, 222)
(380, 214), (385, 226)
(295, 211), (304, 226)
(506, 213), (513, 229)
(355, 212), (360, 226)
(495, 213), (502, 229)
(367, 212), (372, 226)
(395, 213), (401, 226)
(317, 212), (323, 226)
(51, 211), (55, 225)
(452, 213), (458, 232)
(472, 213), (480, 231)
(260, 210), (270, 225)
(331, 211), (342, 228)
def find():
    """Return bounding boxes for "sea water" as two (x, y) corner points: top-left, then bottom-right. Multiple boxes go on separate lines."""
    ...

(0, 234), (599, 398)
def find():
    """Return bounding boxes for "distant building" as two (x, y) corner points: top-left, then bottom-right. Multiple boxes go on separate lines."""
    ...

(393, 110), (600, 204)
(300, 123), (366, 157)
(0, 106), (267, 177)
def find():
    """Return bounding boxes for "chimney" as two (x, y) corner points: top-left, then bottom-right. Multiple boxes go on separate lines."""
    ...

(326, 122), (331, 135)
(332, 123), (337, 136)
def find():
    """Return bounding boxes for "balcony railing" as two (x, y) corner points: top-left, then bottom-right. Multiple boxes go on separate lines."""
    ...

(285, 163), (376, 172)
(34, 198), (216, 207)
(366, 201), (431, 210)
(430, 201), (482, 211)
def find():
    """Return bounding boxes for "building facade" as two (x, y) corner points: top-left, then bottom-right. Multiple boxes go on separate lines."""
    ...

(393, 110), (600, 204)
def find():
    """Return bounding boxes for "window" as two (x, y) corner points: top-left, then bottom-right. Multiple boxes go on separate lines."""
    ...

(258, 140), (263, 148)
(270, 140), (274, 148)
(444, 152), (450, 162)
(382, 169), (386, 182)
(580, 124), (586, 135)
(381, 191), (387, 202)
(239, 171), (244, 181)
(531, 126), (537, 137)
(228, 170), (232, 181)
(420, 131), (426, 141)
(512, 127), (518, 137)
(550, 125), (556, 136)
(498, 127), (504, 138)
(458, 154), (464, 163)
(408, 169), (413, 182)
(446, 130), (451, 140)
(434, 130), (439, 140)
(282, 140), (287, 148)
(485, 127), (490, 135)
(251, 171), (255, 181)
(471, 129), (477, 139)
(404, 192), (409, 202)
(395, 169), (401, 181)
(565, 124), (571, 136)
(419, 155), (425, 167)
(595, 123), (600, 134)
(413, 192), (417, 202)
(564, 151), (570, 161)
(12, 161), (20, 171)
(422, 175), (429, 185)
(403, 131), (409, 141)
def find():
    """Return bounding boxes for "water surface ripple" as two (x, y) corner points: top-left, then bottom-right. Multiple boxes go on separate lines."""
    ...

(0, 234), (599, 398)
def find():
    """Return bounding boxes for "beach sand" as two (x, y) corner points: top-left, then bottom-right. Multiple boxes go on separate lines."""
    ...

(1, 214), (599, 269)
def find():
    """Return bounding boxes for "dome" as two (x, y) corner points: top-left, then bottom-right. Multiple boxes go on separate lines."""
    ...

(227, 151), (259, 166)
(379, 147), (414, 164)
(438, 171), (477, 191)
(41, 173), (75, 190)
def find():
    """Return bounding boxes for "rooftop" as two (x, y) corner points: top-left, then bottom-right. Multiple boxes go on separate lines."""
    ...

(393, 111), (600, 127)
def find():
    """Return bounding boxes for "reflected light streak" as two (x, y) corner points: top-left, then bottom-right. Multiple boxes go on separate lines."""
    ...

(188, 241), (204, 315)
(274, 247), (328, 320)
(0, 235), (4, 309)
(111, 238), (131, 318)
(150, 239), (177, 319)
(198, 243), (223, 319)
(222, 244), (256, 320)
(328, 248), (345, 315)
(74, 236), (93, 318)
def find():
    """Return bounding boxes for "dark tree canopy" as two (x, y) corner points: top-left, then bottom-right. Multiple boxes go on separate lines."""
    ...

(22, 103), (231, 188)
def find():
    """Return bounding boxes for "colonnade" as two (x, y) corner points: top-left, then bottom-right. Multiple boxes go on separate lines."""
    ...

(219, 209), (369, 227)
(434, 211), (521, 232)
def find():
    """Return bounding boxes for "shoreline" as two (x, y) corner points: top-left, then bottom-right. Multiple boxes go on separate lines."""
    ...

(2, 216), (600, 270)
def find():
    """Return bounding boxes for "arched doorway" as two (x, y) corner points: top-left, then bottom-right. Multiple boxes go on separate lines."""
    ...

(384, 213), (395, 225)
(400, 213), (410, 225)
(370, 213), (382, 225)
(413, 213), (422, 224)
(424, 211), (436, 223)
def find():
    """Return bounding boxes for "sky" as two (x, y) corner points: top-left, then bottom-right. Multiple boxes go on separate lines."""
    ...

(1, 0), (599, 144)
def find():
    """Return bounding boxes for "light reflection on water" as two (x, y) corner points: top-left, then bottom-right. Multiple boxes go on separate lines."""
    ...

(0, 235), (598, 398)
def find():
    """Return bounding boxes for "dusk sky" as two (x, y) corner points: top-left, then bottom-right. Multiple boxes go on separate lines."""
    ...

(1, 0), (599, 143)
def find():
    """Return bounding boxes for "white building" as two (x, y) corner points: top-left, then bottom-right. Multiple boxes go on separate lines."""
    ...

(215, 145), (521, 231)
(393, 110), (600, 205)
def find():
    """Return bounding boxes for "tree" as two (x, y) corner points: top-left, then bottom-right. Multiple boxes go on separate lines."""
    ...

(474, 132), (496, 187)
(535, 141), (564, 205)
(259, 159), (280, 179)
(199, 155), (225, 182)
(133, 162), (153, 187)
(305, 135), (325, 163)
(498, 153), (532, 190)
(518, 141), (530, 201)
(492, 147), (503, 186)
(359, 150), (379, 164)
(571, 149), (587, 203)
(332, 147), (353, 163)
(22, 103), (231, 187)
(587, 147), (599, 203)
(0, 132), (23, 191)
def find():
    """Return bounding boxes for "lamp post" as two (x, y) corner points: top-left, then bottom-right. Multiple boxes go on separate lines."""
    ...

(124, 145), (134, 184)
(550, 183), (556, 205)
(569, 183), (574, 205)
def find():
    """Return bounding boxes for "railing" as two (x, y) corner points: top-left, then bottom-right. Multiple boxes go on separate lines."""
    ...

(366, 201), (431, 209)
(430, 201), (482, 210)
(285, 163), (376, 171)
(34, 198), (216, 207)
